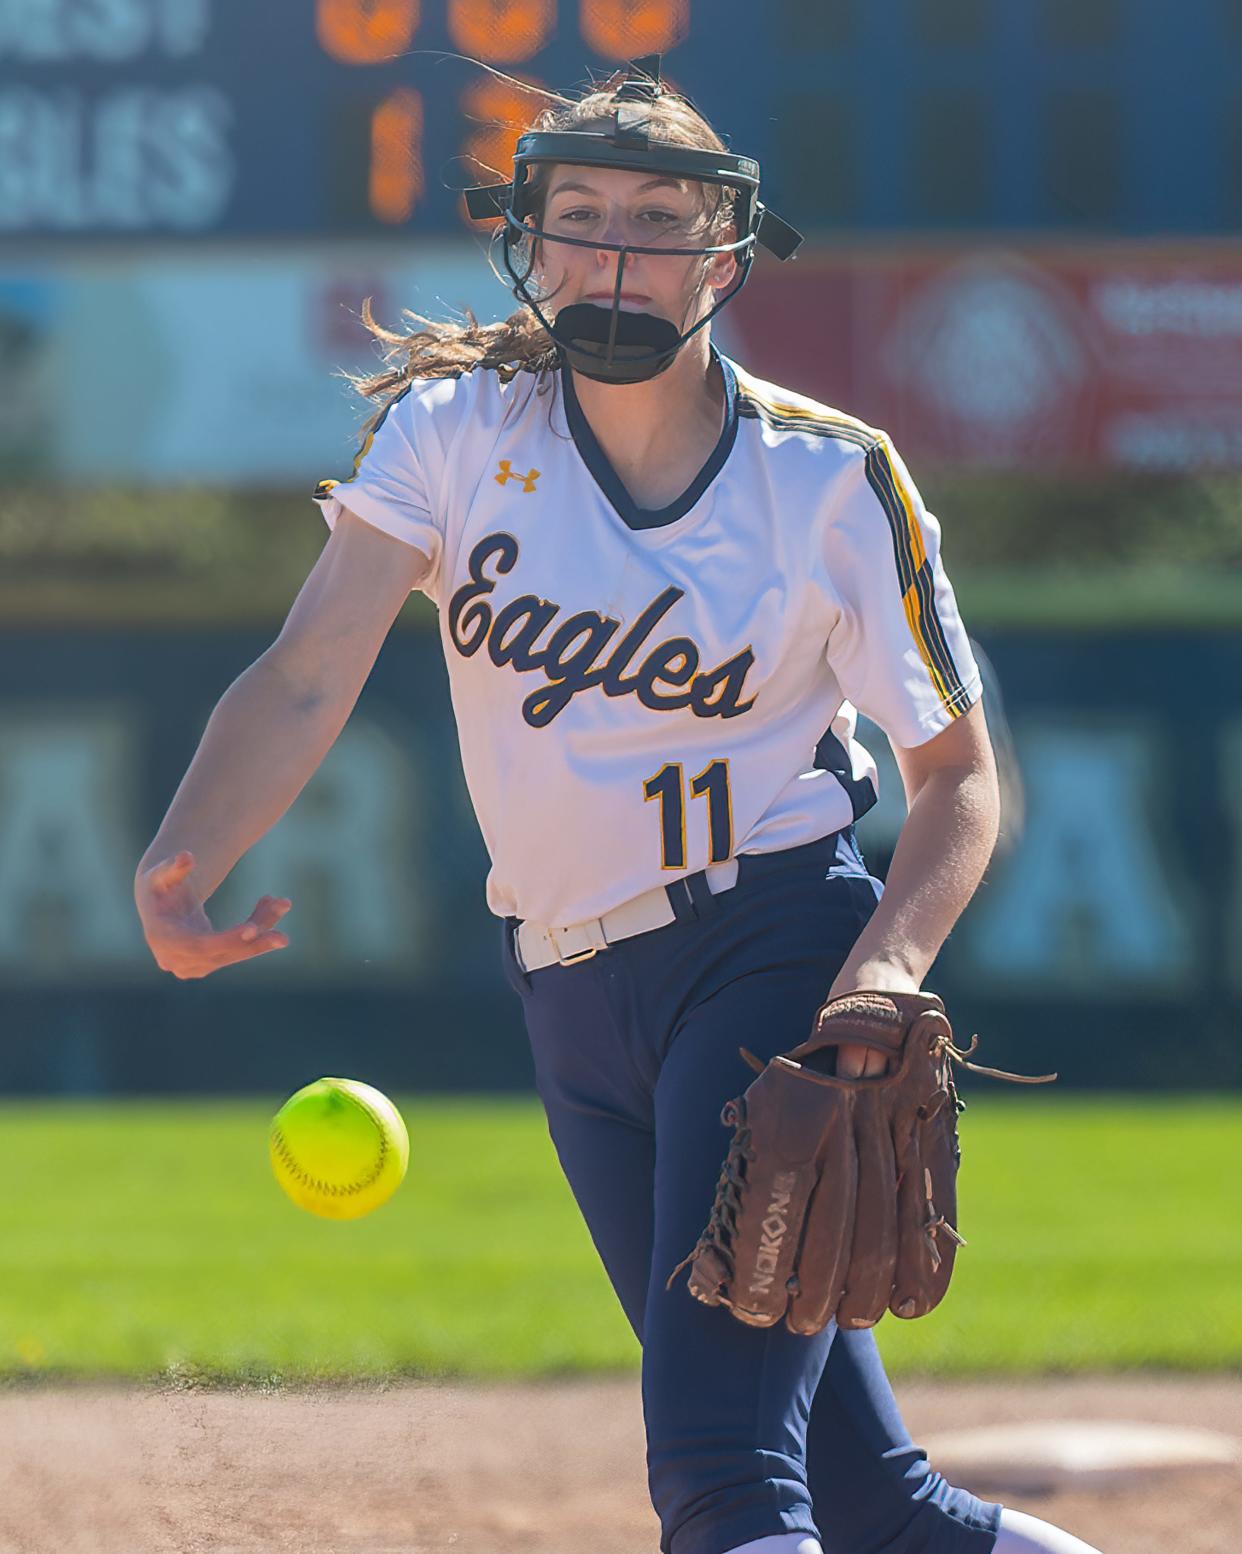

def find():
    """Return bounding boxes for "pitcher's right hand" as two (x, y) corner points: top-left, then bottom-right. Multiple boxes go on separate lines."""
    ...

(135, 851), (290, 979)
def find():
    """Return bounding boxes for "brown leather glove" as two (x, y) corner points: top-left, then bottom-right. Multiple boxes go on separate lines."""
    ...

(665, 990), (1056, 1336)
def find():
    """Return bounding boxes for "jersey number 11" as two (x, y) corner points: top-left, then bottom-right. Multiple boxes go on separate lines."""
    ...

(643, 760), (733, 870)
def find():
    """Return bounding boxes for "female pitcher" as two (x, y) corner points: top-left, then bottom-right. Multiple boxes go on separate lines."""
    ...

(136, 59), (1102, 1554)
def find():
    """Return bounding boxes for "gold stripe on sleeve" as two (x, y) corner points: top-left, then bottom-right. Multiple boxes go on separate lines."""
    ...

(866, 441), (968, 718)
(735, 377), (970, 720)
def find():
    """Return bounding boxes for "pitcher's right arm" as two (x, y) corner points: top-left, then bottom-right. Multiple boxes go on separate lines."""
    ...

(134, 508), (430, 979)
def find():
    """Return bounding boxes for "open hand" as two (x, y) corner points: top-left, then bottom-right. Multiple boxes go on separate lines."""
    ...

(135, 851), (291, 979)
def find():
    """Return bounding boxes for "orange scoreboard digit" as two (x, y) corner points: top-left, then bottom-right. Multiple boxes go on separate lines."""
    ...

(315, 0), (690, 229)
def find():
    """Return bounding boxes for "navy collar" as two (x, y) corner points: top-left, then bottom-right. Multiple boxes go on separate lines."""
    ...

(559, 344), (740, 532)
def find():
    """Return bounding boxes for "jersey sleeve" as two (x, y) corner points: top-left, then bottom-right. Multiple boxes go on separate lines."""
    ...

(823, 435), (981, 748)
(311, 374), (463, 601)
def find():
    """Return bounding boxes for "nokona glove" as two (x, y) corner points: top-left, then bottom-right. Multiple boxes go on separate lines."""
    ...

(665, 990), (1056, 1337)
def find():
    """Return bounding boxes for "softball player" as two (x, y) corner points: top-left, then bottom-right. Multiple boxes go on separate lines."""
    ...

(136, 59), (1102, 1554)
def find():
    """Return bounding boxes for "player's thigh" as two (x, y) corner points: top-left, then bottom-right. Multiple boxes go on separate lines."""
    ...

(537, 1101), (656, 1342)
(641, 874), (875, 1439)
(649, 867), (878, 1282)
(501, 932), (657, 1338)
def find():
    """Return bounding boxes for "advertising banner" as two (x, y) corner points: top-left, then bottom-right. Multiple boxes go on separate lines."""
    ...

(728, 246), (1242, 471)
(0, 244), (505, 482)
(7, 242), (1242, 481)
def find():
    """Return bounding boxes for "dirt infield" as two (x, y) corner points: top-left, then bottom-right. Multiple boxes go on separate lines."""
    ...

(0, 1374), (1237, 1554)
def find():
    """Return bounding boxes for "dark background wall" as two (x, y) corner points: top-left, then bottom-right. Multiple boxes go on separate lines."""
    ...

(2, 625), (1238, 1095)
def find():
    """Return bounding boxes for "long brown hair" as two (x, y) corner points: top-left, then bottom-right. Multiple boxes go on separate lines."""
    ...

(347, 63), (736, 433)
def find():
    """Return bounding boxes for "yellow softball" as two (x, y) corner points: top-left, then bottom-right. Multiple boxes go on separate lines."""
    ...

(269, 1077), (409, 1220)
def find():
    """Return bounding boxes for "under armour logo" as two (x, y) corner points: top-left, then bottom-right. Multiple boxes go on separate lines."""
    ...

(495, 459), (541, 493)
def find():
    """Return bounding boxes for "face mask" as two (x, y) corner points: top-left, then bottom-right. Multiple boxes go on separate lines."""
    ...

(463, 54), (803, 388)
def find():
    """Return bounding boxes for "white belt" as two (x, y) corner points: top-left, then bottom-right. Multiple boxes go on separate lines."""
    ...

(515, 857), (741, 973)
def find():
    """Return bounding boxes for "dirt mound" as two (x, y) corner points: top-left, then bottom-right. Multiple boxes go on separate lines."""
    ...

(0, 1374), (1237, 1553)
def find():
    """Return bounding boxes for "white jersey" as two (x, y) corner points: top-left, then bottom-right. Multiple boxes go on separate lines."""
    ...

(313, 347), (981, 926)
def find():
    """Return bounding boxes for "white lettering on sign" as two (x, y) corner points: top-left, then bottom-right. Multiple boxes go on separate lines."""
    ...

(0, 0), (211, 61)
(0, 713), (145, 973)
(0, 86), (233, 231)
(965, 722), (1196, 990)
(1103, 413), (1242, 471)
(217, 719), (429, 980)
(1093, 279), (1242, 338)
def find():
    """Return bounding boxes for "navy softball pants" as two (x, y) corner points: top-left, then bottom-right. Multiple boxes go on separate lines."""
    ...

(500, 830), (1002, 1554)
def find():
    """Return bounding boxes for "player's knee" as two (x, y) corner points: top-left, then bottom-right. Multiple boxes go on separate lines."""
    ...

(992, 1508), (1104, 1554)
(721, 1537), (824, 1554)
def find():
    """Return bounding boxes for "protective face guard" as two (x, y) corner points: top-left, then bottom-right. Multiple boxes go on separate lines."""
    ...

(463, 55), (803, 384)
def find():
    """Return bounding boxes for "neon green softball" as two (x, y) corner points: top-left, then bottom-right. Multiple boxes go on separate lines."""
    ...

(269, 1077), (409, 1220)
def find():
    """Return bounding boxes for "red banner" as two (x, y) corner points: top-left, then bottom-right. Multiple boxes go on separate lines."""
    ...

(726, 245), (1242, 470)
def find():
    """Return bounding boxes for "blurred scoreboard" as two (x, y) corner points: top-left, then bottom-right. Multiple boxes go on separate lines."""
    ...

(0, 0), (751, 240)
(5, 0), (1240, 244)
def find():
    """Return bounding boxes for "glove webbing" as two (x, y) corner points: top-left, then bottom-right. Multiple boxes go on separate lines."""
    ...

(665, 1098), (755, 1295)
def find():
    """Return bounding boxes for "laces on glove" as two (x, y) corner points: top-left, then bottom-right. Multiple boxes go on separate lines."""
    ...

(664, 1098), (755, 1292)
(908, 1030), (1055, 1278)
(932, 1031), (1058, 1086)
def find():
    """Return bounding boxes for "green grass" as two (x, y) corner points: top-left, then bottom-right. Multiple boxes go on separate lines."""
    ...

(874, 1095), (1242, 1374)
(2, 1096), (1238, 1383)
